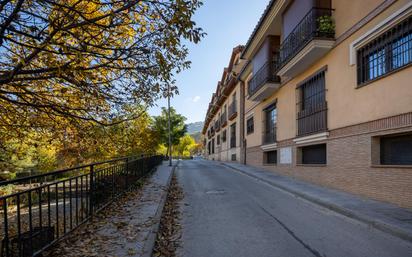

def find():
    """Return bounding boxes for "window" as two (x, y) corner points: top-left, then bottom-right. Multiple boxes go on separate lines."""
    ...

(380, 134), (412, 165)
(231, 154), (237, 161)
(222, 130), (227, 142)
(263, 104), (277, 144)
(217, 135), (220, 145)
(300, 144), (327, 165)
(264, 151), (277, 164)
(247, 117), (254, 134)
(208, 141), (211, 155)
(211, 138), (215, 154)
(230, 123), (236, 148)
(296, 70), (327, 136)
(357, 16), (412, 85)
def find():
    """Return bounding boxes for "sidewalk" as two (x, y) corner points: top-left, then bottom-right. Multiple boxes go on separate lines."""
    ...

(45, 161), (177, 257)
(221, 161), (412, 243)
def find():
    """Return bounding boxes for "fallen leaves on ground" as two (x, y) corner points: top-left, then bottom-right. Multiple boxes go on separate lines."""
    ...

(42, 179), (149, 257)
(152, 174), (183, 257)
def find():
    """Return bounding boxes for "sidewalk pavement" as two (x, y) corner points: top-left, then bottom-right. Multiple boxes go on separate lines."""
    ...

(221, 161), (412, 243)
(45, 161), (177, 257)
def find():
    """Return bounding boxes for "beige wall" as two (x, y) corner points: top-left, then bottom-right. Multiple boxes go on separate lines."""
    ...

(333, 0), (386, 37)
(245, 0), (412, 143)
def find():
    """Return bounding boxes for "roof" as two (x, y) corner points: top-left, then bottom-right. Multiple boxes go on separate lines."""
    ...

(240, 0), (277, 59)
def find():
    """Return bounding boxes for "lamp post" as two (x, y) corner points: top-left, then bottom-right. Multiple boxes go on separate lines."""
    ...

(167, 84), (172, 167)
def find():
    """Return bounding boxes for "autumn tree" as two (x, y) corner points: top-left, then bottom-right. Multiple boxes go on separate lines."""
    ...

(153, 107), (186, 156)
(0, 0), (204, 141)
(175, 134), (196, 157)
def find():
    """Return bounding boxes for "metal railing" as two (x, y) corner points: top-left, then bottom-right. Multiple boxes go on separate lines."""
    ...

(263, 128), (277, 145)
(0, 155), (163, 257)
(279, 7), (334, 68)
(248, 59), (281, 97)
(228, 101), (237, 120)
(297, 101), (328, 136)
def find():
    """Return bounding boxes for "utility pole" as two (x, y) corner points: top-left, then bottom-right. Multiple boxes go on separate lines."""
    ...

(168, 84), (172, 167)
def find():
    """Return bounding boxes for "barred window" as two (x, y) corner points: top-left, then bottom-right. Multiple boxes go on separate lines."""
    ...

(246, 117), (254, 134)
(380, 134), (412, 165)
(264, 151), (277, 164)
(357, 16), (412, 85)
(296, 70), (327, 136)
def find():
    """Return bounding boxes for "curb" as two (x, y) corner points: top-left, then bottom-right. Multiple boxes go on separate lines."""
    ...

(141, 161), (179, 257)
(221, 162), (412, 243)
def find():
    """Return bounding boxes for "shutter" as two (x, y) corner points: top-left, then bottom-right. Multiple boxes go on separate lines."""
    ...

(381, 134), (412, 165)
(302, 144), (326, 164)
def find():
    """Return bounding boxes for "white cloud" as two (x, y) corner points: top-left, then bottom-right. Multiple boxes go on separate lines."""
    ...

(192, 96), (201, 103)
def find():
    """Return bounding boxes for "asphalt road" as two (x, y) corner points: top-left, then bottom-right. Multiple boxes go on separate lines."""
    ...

(176, 159), (412, 257)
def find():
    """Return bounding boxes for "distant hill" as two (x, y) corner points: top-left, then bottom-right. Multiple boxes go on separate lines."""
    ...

(186, 122), (204, 143)
(186, 121), (204, 134)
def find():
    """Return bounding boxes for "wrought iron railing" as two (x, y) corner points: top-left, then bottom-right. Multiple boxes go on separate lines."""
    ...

(228, 101), (237, 120)
(0, 155), (163, 257)
(279, 7), (334, 68)
(248, 59), (281, 97)
(263, 128), (277, 145)
(297, 101), (328, 136)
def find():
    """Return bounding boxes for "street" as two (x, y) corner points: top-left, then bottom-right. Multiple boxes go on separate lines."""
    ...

(176, 159), (412, 257)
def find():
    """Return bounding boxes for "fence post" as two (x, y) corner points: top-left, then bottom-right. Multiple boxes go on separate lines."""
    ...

(89, 164), (94, 218)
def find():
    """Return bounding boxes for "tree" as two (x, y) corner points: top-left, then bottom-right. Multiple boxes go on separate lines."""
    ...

(175, 134), (196, 157)
(153, 107), (186, 156)
(0, 0), (204, 137)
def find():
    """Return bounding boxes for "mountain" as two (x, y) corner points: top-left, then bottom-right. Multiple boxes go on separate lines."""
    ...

(186, 122), (204, 143)
(186, 121), (204, 134)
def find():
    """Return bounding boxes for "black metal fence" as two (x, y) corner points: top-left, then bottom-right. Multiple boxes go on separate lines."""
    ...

(0, 155), (163, 257)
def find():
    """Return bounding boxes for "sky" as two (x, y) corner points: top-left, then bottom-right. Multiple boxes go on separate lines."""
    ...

(148, 0), (269, 123)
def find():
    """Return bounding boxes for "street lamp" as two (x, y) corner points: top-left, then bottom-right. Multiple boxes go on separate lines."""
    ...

(167, 84), (172, 167)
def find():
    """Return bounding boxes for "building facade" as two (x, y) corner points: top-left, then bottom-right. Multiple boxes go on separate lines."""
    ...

(202, 0), (412, 209)
(203, 46), (246, 163)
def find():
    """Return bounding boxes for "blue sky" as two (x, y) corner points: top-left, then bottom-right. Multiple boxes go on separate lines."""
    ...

(149, 0), (269, 123)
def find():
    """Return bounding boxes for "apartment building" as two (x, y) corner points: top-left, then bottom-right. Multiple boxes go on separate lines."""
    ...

(203, 0), (412, 209)
(203, 46), (246, 163)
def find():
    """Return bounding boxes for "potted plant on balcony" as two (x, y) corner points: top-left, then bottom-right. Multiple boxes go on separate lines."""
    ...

(317, 15), (335, 35)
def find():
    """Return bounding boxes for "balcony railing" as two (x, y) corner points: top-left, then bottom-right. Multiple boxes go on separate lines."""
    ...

(220, 112), (227, 127)
(279, 7), (334, 68)
(228, 100), (237, 120)
(297, 101), (327, 136)
(248, 59), (281, 97)
(263, 127), (277, 145)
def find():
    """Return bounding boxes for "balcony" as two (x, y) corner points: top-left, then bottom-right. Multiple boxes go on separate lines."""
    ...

(277, 8), (335, 78)
(297, 101), (327, 136)
(248, 60), (281, 101)
(228, 100), (237, 120)
(220, 112), (227, 128)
